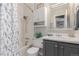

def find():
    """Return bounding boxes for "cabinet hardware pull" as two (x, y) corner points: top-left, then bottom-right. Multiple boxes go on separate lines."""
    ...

(61, 46), (63, 48)
(55, 45), (58, 47)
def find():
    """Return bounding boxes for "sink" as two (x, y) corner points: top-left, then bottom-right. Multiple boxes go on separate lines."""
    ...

(47, 33), (68, 37)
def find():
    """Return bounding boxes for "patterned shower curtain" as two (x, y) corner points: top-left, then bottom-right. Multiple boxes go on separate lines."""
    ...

(0, 3), (19, 56)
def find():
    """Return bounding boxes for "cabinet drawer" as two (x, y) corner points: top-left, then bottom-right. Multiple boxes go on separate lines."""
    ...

(59, 42), (79, 48)
(43, 39), (58, 44)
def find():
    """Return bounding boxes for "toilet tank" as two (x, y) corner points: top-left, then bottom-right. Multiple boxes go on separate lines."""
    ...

(32, 39), (43, 48)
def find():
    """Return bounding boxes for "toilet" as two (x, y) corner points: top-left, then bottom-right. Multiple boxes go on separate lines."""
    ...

(26, 47), (39, 56)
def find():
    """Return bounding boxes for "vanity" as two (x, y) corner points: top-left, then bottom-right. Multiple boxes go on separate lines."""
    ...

(42, 4), (79, 56)
(33, 3), (79, 56)
(43, 36), (79, 56)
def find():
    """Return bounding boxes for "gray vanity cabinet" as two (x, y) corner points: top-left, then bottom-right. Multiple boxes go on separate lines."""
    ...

(43, 40), (79, 56)
(43, 40), (58, 56)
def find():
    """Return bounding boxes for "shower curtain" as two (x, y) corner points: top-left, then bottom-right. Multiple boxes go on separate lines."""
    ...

(0, 3), (19, 56)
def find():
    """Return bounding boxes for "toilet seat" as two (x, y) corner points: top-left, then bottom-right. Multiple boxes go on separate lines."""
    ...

(27, 47), (39, 54)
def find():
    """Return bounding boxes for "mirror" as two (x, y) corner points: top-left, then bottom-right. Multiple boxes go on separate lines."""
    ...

(48, 3), (79, 31)
(75, 6), (79, 30)
(49, 4), (70, 30)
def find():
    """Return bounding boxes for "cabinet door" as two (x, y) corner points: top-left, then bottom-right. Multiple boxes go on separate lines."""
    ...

(38, 7), (45, 21)
(43, 40), (58, 56)
(63, 43), (79, 56)
(33, 9), (39, 22)
(58, 43), (64, 56)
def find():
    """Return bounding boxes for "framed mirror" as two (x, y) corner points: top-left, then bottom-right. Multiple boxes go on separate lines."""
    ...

(49, 4), (69, 30)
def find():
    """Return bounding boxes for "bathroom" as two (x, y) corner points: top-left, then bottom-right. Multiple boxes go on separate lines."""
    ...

(0, 3), (79, 56)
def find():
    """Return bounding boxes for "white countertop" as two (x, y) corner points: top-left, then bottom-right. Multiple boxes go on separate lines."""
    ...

(42, 36), (79, 44)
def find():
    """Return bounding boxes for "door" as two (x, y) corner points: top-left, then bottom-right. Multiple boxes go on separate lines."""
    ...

(58, 43), (64, 56)
(43, 40), (58, 56)
(63, 43), (79, 56)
